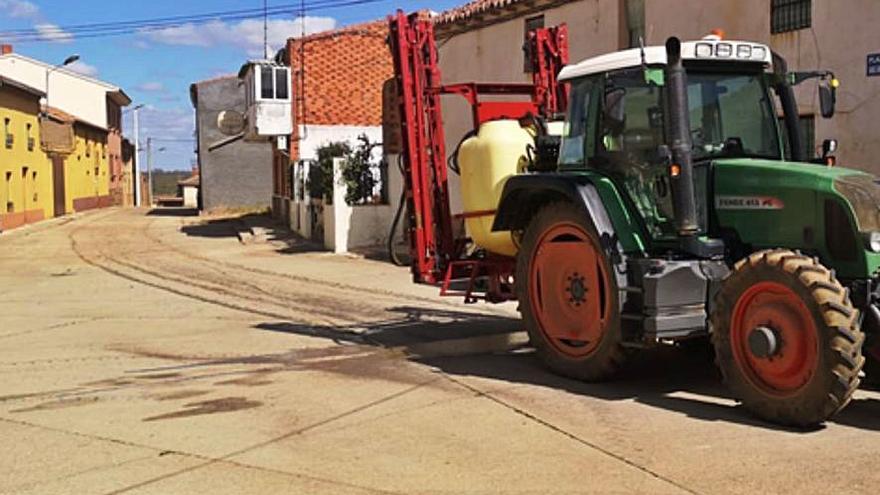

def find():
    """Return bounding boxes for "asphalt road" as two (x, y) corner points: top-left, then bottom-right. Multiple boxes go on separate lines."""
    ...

(2, 208), (880, 494)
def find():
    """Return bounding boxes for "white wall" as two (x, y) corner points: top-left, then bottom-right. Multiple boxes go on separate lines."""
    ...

(297, 124), (382, 160)
(182, 185), (198, 207)
(0, 54), (117, 129)
(290, 146), (404, 254)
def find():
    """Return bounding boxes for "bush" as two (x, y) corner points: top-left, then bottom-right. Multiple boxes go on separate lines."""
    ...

(309, 135), (382, 206)
(342, 135), (380, 206)
(308, 141), (351, 204)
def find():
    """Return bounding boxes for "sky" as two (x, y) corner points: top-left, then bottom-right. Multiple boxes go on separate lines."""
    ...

(0, 0), (465, 170)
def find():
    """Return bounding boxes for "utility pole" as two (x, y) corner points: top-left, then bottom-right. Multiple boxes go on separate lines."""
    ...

(132, 104), (144, 206)
(146, 137), (152, 207)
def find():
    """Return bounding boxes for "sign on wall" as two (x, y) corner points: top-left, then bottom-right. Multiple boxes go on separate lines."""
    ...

(868, 53), (880, 77)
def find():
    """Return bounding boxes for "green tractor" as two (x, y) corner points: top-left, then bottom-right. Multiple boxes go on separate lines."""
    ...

(493, 35), (878, 427)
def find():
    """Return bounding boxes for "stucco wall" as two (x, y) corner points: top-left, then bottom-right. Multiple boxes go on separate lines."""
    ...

(192, 77), (273, 212)
(297, 124), (382, 161)
(0, 55), (113, 130)
(65, 124), (110, 213)
(0, 84), (53, 229)
(437, 0), (622, 213)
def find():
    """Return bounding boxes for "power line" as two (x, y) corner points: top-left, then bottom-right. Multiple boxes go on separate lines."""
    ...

(0, 0), (387, 43)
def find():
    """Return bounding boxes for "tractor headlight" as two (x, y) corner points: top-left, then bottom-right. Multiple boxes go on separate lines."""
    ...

(866, 232), (880, 252)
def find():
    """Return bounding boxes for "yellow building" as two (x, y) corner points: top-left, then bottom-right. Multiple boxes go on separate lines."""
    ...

(0, 77), (53, 230)
(65, 122), (111, 212)
(41, 107), (112, 215)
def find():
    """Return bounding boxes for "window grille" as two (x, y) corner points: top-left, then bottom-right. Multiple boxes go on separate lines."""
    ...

(771, 0), (811, 34)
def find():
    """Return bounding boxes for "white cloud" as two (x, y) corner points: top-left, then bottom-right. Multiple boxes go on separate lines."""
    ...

(0, 0), (39, 19)
(35, 23), (73, 44)
(67, 60), (98, 77)
(142, 16), (337, 57)
(136, 81), (165, 92)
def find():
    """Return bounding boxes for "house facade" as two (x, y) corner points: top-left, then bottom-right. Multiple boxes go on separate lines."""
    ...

(433, 0), (880, 190)
(190, 75), (273, 213)
(0, 78), (52, 230)
(273, 20), (393, 206)
(0, 47), (130, 231)
(270, 20), (397, 251)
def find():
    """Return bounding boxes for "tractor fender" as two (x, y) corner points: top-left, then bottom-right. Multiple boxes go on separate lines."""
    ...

(493, 173), (645, 255)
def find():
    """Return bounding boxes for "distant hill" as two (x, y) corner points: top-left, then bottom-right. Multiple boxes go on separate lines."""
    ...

(151, 170), (191, 197)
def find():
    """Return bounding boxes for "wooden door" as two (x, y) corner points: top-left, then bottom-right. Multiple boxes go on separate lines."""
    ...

(52, 156), (65, 217)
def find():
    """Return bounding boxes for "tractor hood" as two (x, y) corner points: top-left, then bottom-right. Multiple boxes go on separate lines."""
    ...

(712, 158), (880, 279)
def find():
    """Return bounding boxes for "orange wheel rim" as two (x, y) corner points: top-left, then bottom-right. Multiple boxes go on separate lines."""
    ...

(529, 222), (612, 358)
(730, 281), (819, 397)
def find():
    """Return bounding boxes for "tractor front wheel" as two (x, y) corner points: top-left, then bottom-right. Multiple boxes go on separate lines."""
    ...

(711, 249), (864, 426)
(516, 202), (626, 381)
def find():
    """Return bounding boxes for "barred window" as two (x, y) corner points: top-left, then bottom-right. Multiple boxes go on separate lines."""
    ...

(771, 0), (811, 34)
(523, 15), (545, 72)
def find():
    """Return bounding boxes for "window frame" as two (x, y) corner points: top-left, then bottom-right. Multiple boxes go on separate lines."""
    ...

(523, 15), (545, 73)
(771, 0), (811, 34)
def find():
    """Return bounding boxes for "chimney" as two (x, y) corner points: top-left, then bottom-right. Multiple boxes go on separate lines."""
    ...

(0, 45), (12, 55)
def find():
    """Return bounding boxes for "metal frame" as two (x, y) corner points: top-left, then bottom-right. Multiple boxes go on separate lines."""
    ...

(388, 10), (569, 302)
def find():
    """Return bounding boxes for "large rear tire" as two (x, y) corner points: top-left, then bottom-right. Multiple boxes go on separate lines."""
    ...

(711, 249), (864, 427)
(516, 202), (626, 381)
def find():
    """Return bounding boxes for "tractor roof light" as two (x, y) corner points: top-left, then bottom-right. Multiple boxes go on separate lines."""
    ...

(752, 46), (767, 61)
(695, 43), (713, 58)
(716, 43), (733, 58)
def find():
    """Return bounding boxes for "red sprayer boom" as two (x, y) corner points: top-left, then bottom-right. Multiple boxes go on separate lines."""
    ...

(387, 10), (569, 302)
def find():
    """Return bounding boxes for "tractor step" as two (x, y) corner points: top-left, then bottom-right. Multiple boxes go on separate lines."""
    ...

(621, 258), (729, 342)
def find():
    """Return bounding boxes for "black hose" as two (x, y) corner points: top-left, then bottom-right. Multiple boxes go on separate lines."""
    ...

(388, 154), (407, 267)
(447, 129), (477, 175)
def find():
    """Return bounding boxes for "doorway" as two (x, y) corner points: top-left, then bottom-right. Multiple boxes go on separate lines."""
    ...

(52, 156), (65, 217)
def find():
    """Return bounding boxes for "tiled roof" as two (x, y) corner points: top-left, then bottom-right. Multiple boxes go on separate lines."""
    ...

(46, 106), (77, 124)
(434, 0), (576, 36)
(434, 0), (525, 25)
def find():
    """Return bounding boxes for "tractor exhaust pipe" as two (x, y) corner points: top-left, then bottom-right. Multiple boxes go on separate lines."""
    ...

(664, 37), (699, 236)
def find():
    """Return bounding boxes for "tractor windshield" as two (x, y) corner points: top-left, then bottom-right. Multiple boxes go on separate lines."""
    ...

(686, 71), (782, 161)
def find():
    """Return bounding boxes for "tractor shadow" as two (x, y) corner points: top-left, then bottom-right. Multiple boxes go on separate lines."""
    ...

(416, 342), (880, 433)
(253, 305), (880, 432)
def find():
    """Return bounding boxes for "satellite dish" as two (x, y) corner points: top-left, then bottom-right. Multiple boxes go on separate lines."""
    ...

(217, 110), (246, 136)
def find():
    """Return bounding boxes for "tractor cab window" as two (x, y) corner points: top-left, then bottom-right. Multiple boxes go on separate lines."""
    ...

(594, 70), (676, 239)
(559, 77), (598, 166)
(686, 71), (781, 161)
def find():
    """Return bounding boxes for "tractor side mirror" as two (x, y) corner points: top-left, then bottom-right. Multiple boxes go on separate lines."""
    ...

(819, 83), (836, 118)
(603, 88), (627, 130)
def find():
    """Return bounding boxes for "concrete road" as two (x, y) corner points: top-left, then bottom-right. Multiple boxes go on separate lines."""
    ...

(2, 208), (880, 495)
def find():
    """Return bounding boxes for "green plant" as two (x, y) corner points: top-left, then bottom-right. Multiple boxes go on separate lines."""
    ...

(309, 141), (351, 204)
(342, 134), (380, 205)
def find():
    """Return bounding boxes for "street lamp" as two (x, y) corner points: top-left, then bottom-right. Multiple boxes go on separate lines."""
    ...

(130, 104), (145, 206)
(44, 54), (79, 115)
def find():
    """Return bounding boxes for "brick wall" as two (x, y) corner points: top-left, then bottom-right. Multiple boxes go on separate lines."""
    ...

(287, 20), (392, 161)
